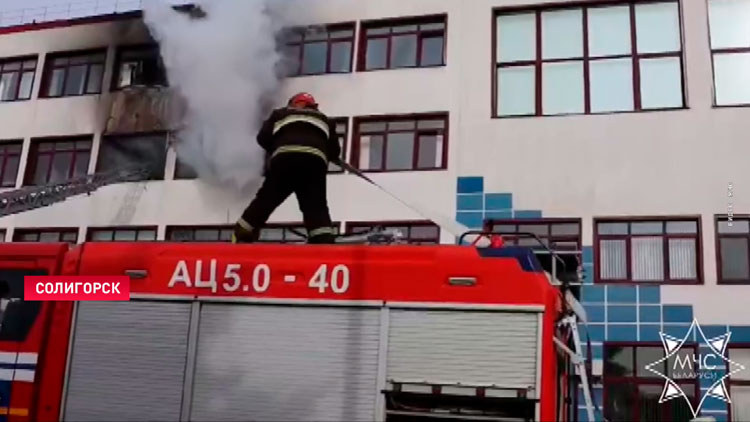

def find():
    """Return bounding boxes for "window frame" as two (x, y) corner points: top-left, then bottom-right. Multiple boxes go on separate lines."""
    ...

(282, 22), (356, 77)
(357, 13), (448, 72)
(328, 117), (349, 174)
(491, 0), (687, 118)
(483, 217), (583, 250)
(707, 0), (750, 107)
(40, 48), (107, 98)
(0, 140), (23, 188)
(111, 43), (168, 91)
(24, 136), (93, 186)
(715, 214), (750, 285)
(602, 342), (700, 422)
(166, 223), (342, 243)
(350, 112), (449, 173)
(12, 228), (79, 244)
(727, 345), (750, 421)
(86, 226), (159, 242)
(593, 216), (703, 285)
(96, 131), (169, 180)
(344, 220), (441, 244)
(0, 55), (38, 102)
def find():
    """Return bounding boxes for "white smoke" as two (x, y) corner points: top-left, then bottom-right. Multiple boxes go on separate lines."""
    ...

(142, 0), (291, 191)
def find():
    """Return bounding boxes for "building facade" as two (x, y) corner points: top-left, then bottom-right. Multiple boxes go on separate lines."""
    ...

(0, 0), (749, 420)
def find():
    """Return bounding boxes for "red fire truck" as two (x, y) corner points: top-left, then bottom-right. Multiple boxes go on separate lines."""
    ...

(0, 230), (595, 422)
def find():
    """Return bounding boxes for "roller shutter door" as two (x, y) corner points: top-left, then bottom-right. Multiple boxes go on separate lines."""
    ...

(190, 304), (381, 421)
(387, 309), (540, 393)
(63, 301), (191, 422)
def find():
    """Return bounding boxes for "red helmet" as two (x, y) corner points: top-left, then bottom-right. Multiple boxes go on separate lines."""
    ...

(288, 92), (318, 109)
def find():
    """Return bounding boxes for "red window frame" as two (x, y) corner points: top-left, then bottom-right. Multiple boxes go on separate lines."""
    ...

(0, 55), (37, 102)
(111, 44), (168, 91)
(484, 218), (582, 250)
(715, 215), (750, 285)
(344, 221), (441, 244)
(24, 137), (92, 186)
(492, 0), (686, 118)
(727, 345), (750, 421)
(40, 48), (107, 98)
(358, 14), (447, 71)
(87, 227), (158, 242)
(602, 342), (699, 422)
(350, 113), (449, 173)
(594, 216), (703, 285)
(12, 228), (79, 243)
(283, 23), (355, 76)
(708, 0), (750, 107)
(0, 140), (22, 188)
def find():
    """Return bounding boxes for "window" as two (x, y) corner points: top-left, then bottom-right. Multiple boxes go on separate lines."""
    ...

(41, 49), (106, 98)
(13, 228), (78, 243)
(167, 226), (234, 242)
(0, 141), (22, 188)
(97, 133), (168, 180)
(603, 344), (697, 422)
(716, 216), (750, 284)
(174, 159), (198, 180)
(112, 45), (168, 90)
(493, 1), (684, 117)
(345, 221), (440, 244)
(329, 118), (348, 173)
(24, 138), (92, 186)
(727, 347), (750, 421)
(352, 114), (448, 172)
(167, 224), (340, 243)
(359, 15), (446, 71)
(0, 56), (37, 102)
(87, 227), (157, 242)
(0, 269), (46, 342)
(485, 218), (581, 250)
(282, 23), (355, 76)
(709, 0), (750, 106)
(595, 218), (701, 284)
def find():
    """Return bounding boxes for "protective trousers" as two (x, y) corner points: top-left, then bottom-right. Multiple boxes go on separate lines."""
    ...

(234, 153), (335, 244)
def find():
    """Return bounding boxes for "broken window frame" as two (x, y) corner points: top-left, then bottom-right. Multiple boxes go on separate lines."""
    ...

(111, 44), (169, 90)
(96, 132), (169, 181)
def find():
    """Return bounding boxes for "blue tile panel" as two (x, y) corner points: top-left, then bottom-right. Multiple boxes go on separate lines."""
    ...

(607, 325), (637, 341)
(639, 286), (661, 304)
(583, 264), (594, 285)
(728, 326), (750, 342)
(587, 324), (606, 342)
(456, 212), (483, 229)
(582, 246), (594, 264)
(581, 285), (605, 303)
(639, 325), (661, 341)
(702, 325), (729, 338)
(484, 193), (512, 210)
(457, 177), (483, 194)
(608, 306), (638, 323)
(663, 324), (695, 340)
(457, 194), (483, 211)
(484, 210), (513, 220)
(663, 305), (693, 323)
(585, 305), (606, 323)
(513, 210), (543, 219)
(607, 286), (637, 303)
(639, 306), (661, 323)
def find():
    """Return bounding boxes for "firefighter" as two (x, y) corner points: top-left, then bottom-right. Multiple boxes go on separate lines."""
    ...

(232, 92), (341, 244)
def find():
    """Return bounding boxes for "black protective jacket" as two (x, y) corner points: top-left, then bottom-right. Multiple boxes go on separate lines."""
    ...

(256, 107), (341, 169)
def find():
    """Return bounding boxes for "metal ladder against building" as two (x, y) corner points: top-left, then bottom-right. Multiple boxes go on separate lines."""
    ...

(554, 310), (598, 422)
(0, 166), (154, 219)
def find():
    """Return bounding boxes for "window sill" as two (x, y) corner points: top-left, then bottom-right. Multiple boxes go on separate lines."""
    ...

(39, 93), (102, 100)
(0, 98), (32, 104)
(356, 63), (447, 73)
(492, 106), (690, 120)
(717, 280), (750, 285)
(345, 167), (447, 174)
(713, 103), (750, 109)
(287, 71), (353, 78)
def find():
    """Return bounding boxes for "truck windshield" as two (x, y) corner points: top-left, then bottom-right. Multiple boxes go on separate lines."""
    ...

(0, 269), (46, 342)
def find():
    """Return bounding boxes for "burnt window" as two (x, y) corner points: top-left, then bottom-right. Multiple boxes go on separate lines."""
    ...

(345, 221), (440, 244)
(352, 114), (448, 172)
(113, 45), (168, 90)
(24, 138), (92, 186)
(603, 344), (697, 422)
(0, 141), (22, 188)
(13, 228), (79, 243)
(716, 216), (750, 284)
(282, 23), (355, 76)
(88, 227), (158, 242)
(360, 16), (447, 71)
(0, 56), (37, 102)
(595, 217), (702, 284)
(97, 133), (168, 180)
(494, 1), (685, 117)
(485, 219), (582, 250)
(328, 117), (348, 173)
(41, 49), (106, 98)
(0, 269), (47, 342)
(174, 159), (198, 180)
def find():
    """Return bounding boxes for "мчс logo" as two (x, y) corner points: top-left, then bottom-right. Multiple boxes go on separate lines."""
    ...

(644, 319), (746, 418)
